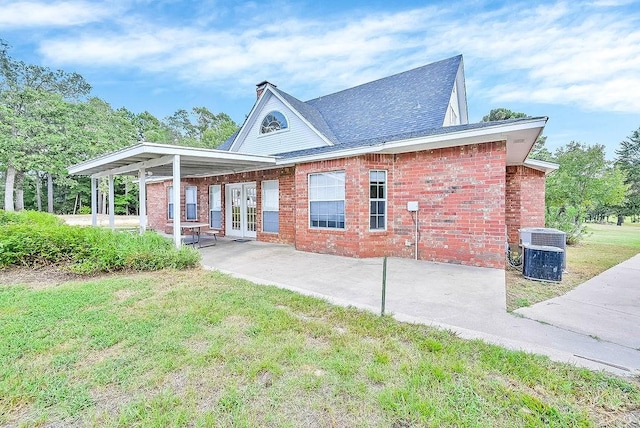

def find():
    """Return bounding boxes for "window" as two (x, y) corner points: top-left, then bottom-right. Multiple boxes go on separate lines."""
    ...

(309, 171), (345, 229)
(168, 186), (174, 220)
(209, 185), (222, 229)
(369, 170), (386, 230)
(186, 186), (197, 220)
(260, 111), (288, 134)
(262, 180), (279, 233)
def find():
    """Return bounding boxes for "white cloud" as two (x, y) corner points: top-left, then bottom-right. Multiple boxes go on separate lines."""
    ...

(34, 0), (640, 113)
(0, 1), (116, 28)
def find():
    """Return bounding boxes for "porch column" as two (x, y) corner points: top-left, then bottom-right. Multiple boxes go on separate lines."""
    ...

(172, 155), (181, 248)
(138, 168), (147, 235)
(108, 174), (115, 230)
(91, 176), (98, 227)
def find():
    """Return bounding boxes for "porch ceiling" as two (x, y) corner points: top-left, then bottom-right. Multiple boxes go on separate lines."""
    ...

(68, 142), (277, 178)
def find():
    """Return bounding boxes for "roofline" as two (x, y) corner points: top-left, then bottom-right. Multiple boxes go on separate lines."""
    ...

(276, 118), (548, 165)
(523, 158), (559, 175)
(229, 86), (334, 152)
(68, 142), (276, 176)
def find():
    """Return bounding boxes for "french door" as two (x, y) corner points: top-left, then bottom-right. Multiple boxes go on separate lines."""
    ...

(225, 182), (257, 238)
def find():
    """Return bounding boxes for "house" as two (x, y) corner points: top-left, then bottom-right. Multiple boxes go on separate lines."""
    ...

(69, 55), (557, 269)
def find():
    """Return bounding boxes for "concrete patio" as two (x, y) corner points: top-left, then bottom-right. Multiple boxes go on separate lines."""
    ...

(200, 239), (640, 376)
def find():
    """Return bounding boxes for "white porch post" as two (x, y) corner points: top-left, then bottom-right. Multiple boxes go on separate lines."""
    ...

(138, 168), (147, 235)
(172, 155), (181, 248)
(91, 176), (98, 227)
(108, 174), (115, 230)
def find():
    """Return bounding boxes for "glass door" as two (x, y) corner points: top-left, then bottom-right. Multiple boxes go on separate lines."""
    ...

(225, 182), (257, 238)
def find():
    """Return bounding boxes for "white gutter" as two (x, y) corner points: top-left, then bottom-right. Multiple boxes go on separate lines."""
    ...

(277, 118), (548, 166)
(68, 142), (277, 176)
(523, 158), (559, 175)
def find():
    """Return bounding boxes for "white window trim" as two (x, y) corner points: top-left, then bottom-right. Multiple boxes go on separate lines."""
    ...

(185, 186), (198, 221)
(209, 185), (222, 229)
(308, 171), (346, 230)
(261, 179), (279, 233)
(258, 110), (290, 137)
(167, 186), (174, 220)
(369, 170), (387, 231)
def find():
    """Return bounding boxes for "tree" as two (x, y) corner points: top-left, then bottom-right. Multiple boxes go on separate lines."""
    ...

(481, 108), (528, 122)
(0, 39), (91, 211)
(615, 127), (640, 220)
(545, 142), (626, 241)
(528, 136), (554, 162)
(163, 107), (238, 148)
(481, 107), (550, 162)
(133, 111), (172, 143)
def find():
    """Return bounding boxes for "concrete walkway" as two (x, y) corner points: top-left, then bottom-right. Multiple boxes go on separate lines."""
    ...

(516, 254), (640, 350)
(200, 240), (640, 376)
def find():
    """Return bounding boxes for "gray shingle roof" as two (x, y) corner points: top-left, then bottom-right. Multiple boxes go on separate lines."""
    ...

(217, 130), (238, 151)
(224, 55), (464, 155)
(305, 55), (462, 144)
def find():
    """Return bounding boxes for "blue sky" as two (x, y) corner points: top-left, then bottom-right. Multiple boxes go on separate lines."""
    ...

(1, 0), (639, 158)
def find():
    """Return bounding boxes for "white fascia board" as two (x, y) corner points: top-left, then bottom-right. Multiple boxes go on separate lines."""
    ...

(523, 158), (559, 175)
(231, 86), (334, 152)
(229, 92), (266, 152)
(137, 142), (276, 162)
(456, 60), (469, 125)
(268, 90), (335, 147)
(68, 143), (147, 175)
(91, 154), (175, 178)
(70, 142), (277, 176)
(278, 118), (548, 165)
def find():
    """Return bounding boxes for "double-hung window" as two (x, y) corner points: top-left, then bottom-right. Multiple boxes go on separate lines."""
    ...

(309, 171), (345, 229)
(185, 186), (197, 221)
(262, 180), (279, 233)
(167, 186), (174, 220)
(369, 170), (386, 230)
(209, 185), (222, 229)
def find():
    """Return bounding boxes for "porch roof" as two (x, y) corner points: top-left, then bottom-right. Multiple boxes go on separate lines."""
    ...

(68, 142), (277, 178)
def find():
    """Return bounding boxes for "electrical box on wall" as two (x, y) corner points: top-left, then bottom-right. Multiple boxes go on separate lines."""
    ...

(407, 201), (419, 212)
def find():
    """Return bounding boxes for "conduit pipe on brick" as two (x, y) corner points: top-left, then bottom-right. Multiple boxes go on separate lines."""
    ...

(407, 201), (419, 260)
(415, 209), (419, 260)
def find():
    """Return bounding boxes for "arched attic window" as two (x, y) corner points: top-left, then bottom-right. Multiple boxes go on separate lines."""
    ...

(260, 111), (288, 134)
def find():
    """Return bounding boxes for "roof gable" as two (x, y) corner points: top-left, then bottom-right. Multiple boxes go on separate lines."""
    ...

(229, 89), (331, 155)
(224, 55), (468, 155)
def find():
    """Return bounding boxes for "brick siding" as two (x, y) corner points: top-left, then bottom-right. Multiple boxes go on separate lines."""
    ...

(144, 141), (535, 269)
(145, 167), (295, 244)
(505, 165), (546, 245)
(295, 141), (507, 268)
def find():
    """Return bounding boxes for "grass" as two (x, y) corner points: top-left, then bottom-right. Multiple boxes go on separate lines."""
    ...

(1, 269), (639, 426)
(506, 222), (640, 311)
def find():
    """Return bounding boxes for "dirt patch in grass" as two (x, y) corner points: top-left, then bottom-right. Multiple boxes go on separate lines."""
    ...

(0, 266), (81, 288)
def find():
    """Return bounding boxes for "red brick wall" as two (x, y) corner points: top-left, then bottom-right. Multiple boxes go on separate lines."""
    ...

(295, 141), (507, 268)
(505, 165), (546, 244)
(145, 167), (295, 244)
(146, 141), (511, 269)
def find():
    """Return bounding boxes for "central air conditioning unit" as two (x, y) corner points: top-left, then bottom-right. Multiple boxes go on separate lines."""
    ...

(522, 245), (564, 282)
(519, 227), (566, 270)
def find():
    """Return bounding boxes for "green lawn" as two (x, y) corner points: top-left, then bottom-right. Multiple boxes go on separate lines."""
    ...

(1, 269), (638, 426)
(507, 222), (640, 311)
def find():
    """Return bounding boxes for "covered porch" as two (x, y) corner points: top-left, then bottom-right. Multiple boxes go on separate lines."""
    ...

(67, 142), (277, 248)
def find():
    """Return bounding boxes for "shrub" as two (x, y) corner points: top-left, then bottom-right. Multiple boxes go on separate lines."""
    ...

(545, 206), (588, 245)
(0, 210), (200, 273)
